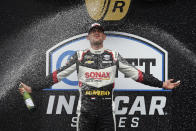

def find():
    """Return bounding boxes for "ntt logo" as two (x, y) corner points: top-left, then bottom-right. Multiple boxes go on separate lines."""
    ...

(46, 32), (168, 91)
(85, 0), (131, 21)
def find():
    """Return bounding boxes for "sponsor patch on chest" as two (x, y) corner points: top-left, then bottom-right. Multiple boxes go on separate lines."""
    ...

(85, 90), (111, 96)
(85, 72), (110, 80)
(102, 61), (113, 64)
(85, 61), (94, 64)
(103, 55), (111, 60)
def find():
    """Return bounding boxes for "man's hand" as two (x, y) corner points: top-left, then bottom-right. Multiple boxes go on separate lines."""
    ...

(163, 79), (180, 89)
(19, 82), (32, 95)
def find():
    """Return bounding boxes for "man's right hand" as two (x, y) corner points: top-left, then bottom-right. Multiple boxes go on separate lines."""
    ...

(19, 82), (32, 95)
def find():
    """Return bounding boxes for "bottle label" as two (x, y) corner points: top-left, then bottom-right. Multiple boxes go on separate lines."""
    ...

(25, 98), (34, 107)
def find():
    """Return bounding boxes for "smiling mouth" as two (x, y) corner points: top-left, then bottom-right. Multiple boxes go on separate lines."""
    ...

(94, 35), (100, 38)
(94, 33), (100, 36)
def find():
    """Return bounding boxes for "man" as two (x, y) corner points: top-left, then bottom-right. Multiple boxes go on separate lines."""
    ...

(19, 23), (180, 131)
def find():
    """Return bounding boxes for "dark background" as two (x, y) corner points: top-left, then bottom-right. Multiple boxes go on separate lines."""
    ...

(0, 0), (195, 131)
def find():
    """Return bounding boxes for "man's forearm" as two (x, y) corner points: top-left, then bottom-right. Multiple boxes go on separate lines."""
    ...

(31, 74), (55, 91)
(139, 72), (163, 88)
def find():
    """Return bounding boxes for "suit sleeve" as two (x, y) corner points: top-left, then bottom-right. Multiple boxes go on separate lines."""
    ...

(32, 52), (78, 91)
(118, 53), (163, 88)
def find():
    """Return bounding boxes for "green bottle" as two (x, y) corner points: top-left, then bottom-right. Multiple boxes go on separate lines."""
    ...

(19, 84), (35, 111)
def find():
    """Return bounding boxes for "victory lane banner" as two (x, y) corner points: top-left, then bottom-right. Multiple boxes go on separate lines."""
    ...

(41, 91), (172, 131)
(39, 32), (171, 130)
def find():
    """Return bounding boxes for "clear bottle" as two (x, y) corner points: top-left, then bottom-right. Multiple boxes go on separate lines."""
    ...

(19, 84), (36, 111)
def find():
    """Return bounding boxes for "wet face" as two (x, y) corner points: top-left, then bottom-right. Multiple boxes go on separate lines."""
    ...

(87, 28), (106, 46)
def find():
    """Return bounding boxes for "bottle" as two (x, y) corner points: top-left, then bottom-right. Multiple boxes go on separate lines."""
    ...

(19, 84), (36, 111)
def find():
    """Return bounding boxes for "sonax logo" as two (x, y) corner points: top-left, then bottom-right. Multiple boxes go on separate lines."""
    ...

(46, 32), (168, 90)
(85, 0), (131, 20)
(85, 72), (110, 79)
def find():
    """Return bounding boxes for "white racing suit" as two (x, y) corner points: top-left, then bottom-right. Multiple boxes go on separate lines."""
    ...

(35, 48), (163, 131)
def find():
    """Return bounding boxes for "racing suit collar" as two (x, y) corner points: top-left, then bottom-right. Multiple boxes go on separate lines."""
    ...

(90, 47), (105, 54)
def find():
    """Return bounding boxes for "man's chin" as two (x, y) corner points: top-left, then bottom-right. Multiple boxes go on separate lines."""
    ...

(92, 41), (102, 46)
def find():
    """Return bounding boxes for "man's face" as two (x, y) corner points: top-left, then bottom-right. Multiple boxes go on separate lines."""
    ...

(87, 28), (106, 46)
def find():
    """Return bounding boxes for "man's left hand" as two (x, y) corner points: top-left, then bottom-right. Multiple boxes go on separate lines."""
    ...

(163, 79), (180, 89)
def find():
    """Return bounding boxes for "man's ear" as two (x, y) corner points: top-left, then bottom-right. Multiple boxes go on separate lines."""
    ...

(86, 35), (89, 40)
(103, 34), (106, 40)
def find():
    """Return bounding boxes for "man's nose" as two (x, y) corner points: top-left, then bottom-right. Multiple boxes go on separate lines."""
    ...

(93, 29), (101, 33)
(94, 30), (99, 33)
